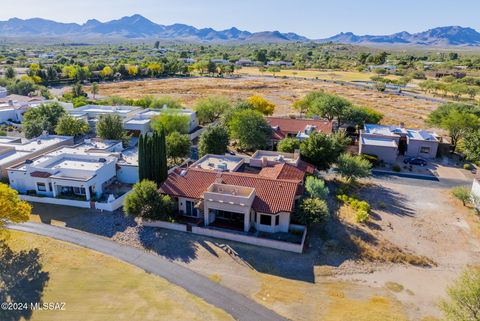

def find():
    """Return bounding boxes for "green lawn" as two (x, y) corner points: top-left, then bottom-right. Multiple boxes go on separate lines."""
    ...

(3, 231), (234, 321)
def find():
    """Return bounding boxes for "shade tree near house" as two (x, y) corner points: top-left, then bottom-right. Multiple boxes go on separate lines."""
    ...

(246, 95), (275, 116)
(23, 102), (66, 139)
(123, 180), (174, 221)
(300, 131), (350, 171)
(294, 91), (383, 127)
(166, 132), (191, 164)
(138, 131), (168, 185)
(440, 266), (480, 321)
(277, 137), (301, 153)
(0, 183), (31, 237)
(55, 115), (89, 137)
(427, 103), (480, 152)
(198, 125), (230, 157)
(151, 112), (190, 135)
(335, 153), (372, 183)
(96, 114), (127, 142)
(305, 176), (329, 199)
(134, 95), (183, 109)
(195, 96), (230, 125)
(227, 109), (272, 151)
(296, 197), (329, 226)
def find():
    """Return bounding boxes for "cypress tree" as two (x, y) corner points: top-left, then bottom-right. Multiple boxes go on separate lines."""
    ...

(138, 134), (145, 181)
(159, 128), (168, 183)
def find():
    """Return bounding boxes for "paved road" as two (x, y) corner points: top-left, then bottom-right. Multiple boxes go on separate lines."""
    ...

(372, 172), (473, 189)
(8, 222), (289, 321)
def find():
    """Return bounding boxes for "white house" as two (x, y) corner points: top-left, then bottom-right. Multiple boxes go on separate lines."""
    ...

(0, 135), (74, 177)
(8, 138), (138, 202)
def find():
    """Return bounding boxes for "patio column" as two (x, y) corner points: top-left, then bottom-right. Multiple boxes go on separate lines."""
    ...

(85, 186), (91, 201)
(243, 209), (249, 232)
(52, 184), (57, 197)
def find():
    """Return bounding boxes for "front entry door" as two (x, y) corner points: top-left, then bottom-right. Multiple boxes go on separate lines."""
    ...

(185, 201), (197, 217)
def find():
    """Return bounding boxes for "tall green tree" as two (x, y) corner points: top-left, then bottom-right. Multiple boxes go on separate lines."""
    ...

(300, 132), (350, 171)
(227, 109), (271, 151)
(277, 137), (301, 153)
(195, 96), (230, 125)
(151, 112), (190, 135)
(124, 180), (174, 220)
(335, 153), (372, 183)
(198, 125), (229, 156)
(96, 114), (125, 141)
(55, 115), (89, 136)
(138, 131), (168, 185)
(23, 102), (66, 139)
(166, 132), (191, 164)
(4, 66), (16, 79)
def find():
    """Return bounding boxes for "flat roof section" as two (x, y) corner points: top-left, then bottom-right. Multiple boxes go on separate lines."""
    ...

(361, 136), (398, 148)
(192, 154), (244, 172)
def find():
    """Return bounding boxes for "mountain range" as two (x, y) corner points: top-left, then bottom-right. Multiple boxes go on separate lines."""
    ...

(0, 15), (480, 46)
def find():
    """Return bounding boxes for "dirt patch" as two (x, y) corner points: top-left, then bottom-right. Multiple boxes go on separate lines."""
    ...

(91, 77), (440, 128)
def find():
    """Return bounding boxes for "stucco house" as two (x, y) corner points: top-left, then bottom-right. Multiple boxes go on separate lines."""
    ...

(159, 151), (313, 234)
(359, 123), (439, 163)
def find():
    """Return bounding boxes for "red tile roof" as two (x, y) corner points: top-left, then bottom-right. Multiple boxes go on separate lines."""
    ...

(259, 163), (305, 182)
(266, 117), (333, 140)
(159, 168), (300, 214)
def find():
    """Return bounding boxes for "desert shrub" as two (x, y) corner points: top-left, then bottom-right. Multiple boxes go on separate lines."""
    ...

(463, 163), (473, 170)
(451, 186), (472, 206)
(361, 154), (380, 166)
(355, 210), (370, 223)
(392, 165), (401, 172)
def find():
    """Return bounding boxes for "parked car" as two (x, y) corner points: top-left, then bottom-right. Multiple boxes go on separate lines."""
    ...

(403, 157), (427, 166)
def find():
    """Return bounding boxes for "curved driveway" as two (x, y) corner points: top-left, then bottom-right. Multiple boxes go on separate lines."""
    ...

(8, 222), (289, 321)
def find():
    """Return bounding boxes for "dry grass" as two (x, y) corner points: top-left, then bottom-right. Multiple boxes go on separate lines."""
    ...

(92, 76), (440, 128)
(5, 231), (234, 321)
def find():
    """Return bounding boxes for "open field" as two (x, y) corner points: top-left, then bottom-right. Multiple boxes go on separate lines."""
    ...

(91, 76), (440, 128)
(234, 67), (400, 82)
(3, 230), (234, 321)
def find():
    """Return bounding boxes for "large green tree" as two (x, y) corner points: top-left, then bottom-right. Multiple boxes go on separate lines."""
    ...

(151, 112), (190, 135)
(463, 129), (480, 161)
(124, 180), (174, 220)
(23, 102), (66, 139)
(195, 96), (230, 125)
(55, 115), (89, 136)
(227, 109), (271, 151)
(198, 125), (229, 156)
(428, 104), (480, 152)
(277, 137), (301, 153)
(300, 132), (350, 171)
(166, 132), (191, 164)
(96, 114), (125, 141)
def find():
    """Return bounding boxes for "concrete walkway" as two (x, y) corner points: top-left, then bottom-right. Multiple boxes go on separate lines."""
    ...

(8, 222), (289, 321)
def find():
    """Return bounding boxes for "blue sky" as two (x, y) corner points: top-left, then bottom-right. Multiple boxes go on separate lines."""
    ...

(1, 0), (478, 38)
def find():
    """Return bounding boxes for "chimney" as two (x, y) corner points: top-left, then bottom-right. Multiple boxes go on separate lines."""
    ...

(261, 157), (268, 168)
(293, 149), (300, 160)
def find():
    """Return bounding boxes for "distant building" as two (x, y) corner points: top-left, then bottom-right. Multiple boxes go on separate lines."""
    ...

(368, 65), (397, 72)
(0, 87), (7, 98)
(267, 61), (293, 67)
(235, 59), (255, 67)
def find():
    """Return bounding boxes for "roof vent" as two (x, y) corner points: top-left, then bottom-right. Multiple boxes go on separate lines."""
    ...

(180, 169), (188, 176)
(25, 159), (33, 164)
(99, 158), (107, 163)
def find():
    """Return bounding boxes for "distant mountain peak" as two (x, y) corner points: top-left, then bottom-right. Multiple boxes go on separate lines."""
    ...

(318, 26), (480, 46)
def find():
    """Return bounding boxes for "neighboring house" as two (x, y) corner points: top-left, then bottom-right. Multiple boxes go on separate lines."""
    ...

(159, 151), (313, 234)
(182, 58), (197, 64)
(0, 134), (74, 177)
(0, 97), (73, 123)
(8, 138), (138, 202)
(359, 123), (439, 163)
(210, 59), (230, 64)
(266, 117), (333, 142)
(235, 59), (255, 67)
(267, 61), (293, 67)
(70, 105), (199, 136)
